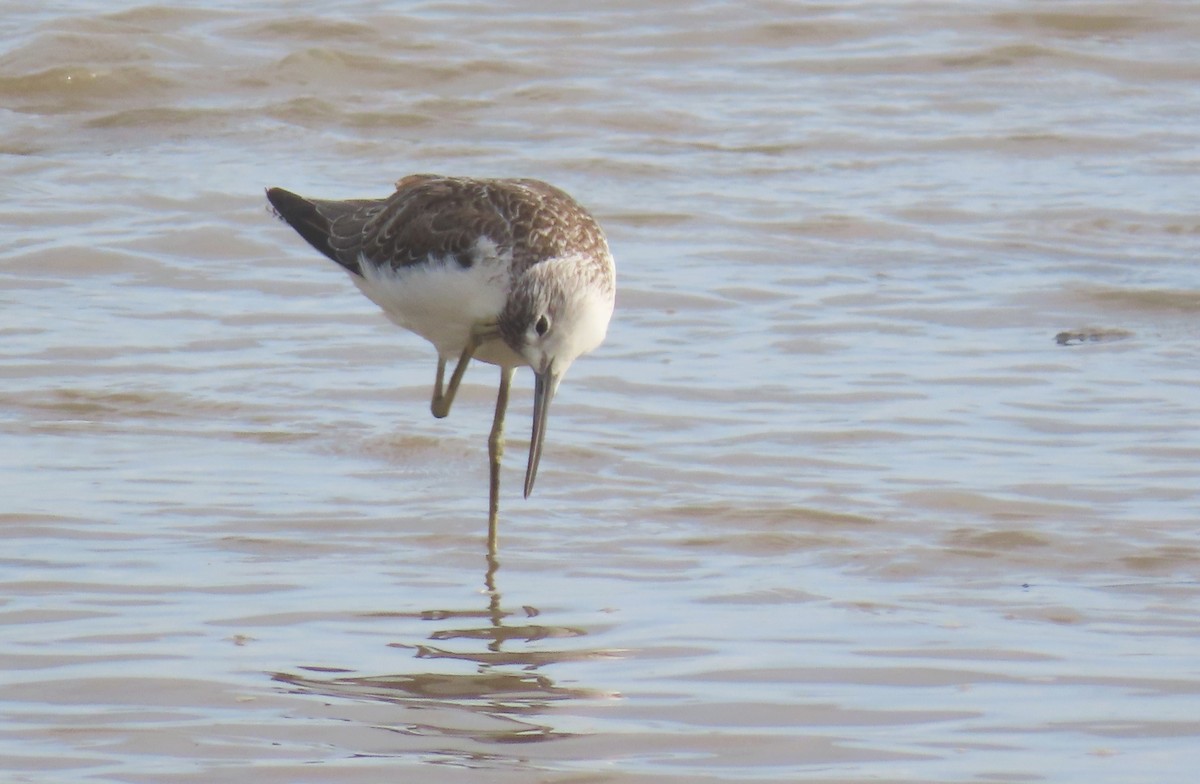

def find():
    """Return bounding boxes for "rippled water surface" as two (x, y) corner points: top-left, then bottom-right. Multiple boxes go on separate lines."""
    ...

(2, 2), (1199, 782)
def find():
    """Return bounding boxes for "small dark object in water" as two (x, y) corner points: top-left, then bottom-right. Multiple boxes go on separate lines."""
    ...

(1055, 327), (1134, 346)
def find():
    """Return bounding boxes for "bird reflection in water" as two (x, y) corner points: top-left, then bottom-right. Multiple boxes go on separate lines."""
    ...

(271, 549), (620, 745)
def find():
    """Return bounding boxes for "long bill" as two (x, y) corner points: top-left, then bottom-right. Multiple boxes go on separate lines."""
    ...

(524, 367), (560, 498)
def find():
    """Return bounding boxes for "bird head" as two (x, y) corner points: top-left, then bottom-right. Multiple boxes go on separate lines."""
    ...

(499, 255), (614, 498)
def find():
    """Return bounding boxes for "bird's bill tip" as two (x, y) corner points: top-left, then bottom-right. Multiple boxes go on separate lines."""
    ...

(524, 368), (560, 498)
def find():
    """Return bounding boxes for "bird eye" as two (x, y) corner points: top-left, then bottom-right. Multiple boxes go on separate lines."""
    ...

(535, 314), (550, 336)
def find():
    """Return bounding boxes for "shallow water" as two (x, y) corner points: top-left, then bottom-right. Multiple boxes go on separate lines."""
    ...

(2, 1), (1199, 782)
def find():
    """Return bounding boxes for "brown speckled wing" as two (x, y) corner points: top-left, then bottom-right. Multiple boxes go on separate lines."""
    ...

(355, 176), (609, 275)
(348, 175), (510, 271)
(271, 176), (611, 287)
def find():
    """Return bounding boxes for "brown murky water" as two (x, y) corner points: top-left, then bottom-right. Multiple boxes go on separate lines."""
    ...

(2, 2), (1199, 782)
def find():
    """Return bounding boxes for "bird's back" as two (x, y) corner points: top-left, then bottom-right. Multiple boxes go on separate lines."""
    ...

(267, 175), (611, 284)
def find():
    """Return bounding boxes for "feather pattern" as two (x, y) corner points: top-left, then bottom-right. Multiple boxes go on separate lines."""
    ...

(268, 175), (612, 292)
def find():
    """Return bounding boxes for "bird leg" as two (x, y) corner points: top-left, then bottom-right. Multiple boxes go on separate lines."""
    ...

(430, 321), (497, 419)
(431, 357), (448, 417)
(430, 346), (470, 418)
(487, 366), (514, 553)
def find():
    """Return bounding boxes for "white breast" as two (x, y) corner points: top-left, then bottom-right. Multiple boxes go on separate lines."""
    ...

(352, 238), (522, 367)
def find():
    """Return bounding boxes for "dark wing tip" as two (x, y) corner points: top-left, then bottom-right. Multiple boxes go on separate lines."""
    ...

(265, 186), (306, 221)
(264, 187), (364, 275)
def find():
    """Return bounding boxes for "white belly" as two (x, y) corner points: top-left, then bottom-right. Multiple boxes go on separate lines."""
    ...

(353, 249), (523, 367)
